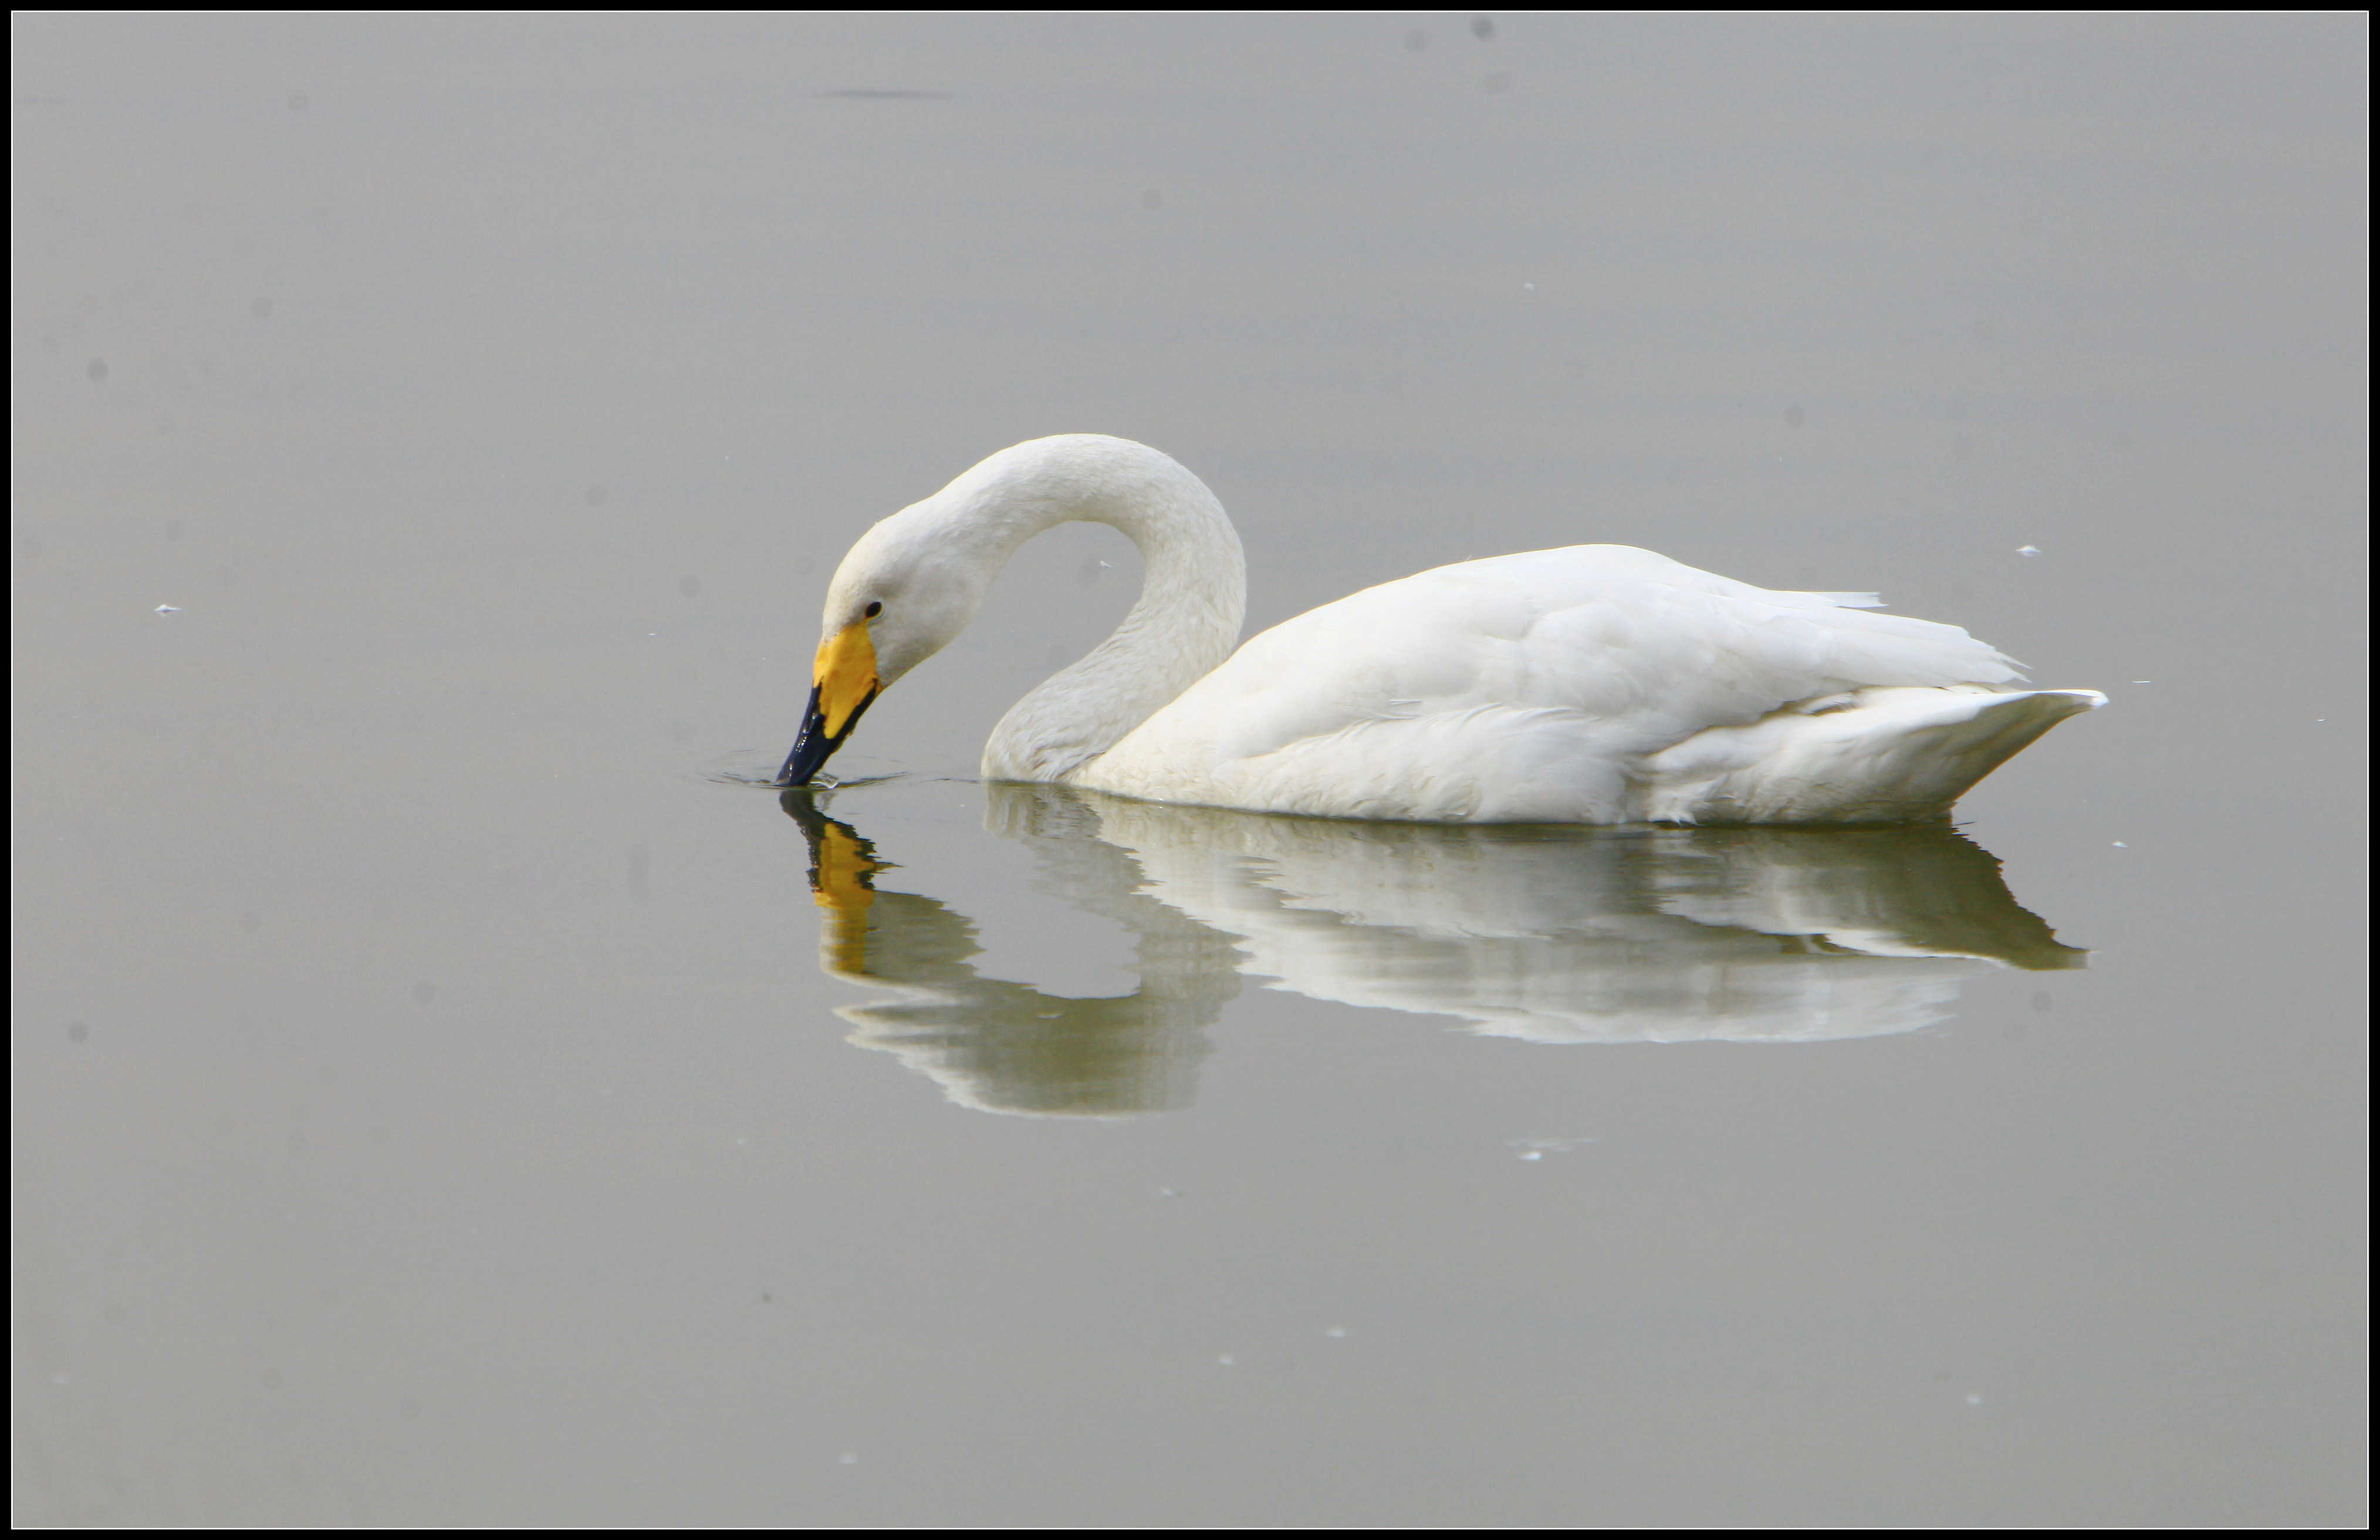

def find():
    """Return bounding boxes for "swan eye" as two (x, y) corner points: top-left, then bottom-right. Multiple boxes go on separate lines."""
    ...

(864, 601), (883, 618)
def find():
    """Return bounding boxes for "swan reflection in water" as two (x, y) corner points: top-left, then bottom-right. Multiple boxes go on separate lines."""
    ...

(782, 786), (2084, 1117)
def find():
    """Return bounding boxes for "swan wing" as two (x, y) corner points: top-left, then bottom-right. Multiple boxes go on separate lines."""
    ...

(1079, 545), (2031, 821)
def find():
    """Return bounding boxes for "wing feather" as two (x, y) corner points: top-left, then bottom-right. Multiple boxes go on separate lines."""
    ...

(1089, 544), (2030, 820)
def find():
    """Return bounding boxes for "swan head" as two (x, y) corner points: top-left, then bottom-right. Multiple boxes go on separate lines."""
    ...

(777, 434), (1245, 787)
(777, 502), (995, 786)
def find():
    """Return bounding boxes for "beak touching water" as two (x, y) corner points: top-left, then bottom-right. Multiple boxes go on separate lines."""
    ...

(776, 618), (881, 786)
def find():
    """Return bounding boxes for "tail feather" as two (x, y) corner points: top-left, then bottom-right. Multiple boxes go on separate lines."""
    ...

(1643, 688), (2105, 824)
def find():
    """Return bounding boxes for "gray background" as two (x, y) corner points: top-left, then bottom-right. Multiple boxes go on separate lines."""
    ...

(12, 13), (2366, 1525)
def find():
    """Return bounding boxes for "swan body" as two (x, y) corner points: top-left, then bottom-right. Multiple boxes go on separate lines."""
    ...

(780, 434), (2101, 824)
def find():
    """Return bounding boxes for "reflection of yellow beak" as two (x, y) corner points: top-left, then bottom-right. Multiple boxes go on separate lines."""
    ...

(814, 620), (880, 739)
(813, 820), (881, 974)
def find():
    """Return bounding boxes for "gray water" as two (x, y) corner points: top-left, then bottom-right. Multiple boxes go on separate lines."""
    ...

(12, 14), (2366, 1526)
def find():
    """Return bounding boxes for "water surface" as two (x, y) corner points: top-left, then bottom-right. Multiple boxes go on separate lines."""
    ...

(13, 13), (2365, 1525)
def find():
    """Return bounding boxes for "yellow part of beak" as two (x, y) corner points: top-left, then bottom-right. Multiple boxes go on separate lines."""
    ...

(813, 619), (880, 739)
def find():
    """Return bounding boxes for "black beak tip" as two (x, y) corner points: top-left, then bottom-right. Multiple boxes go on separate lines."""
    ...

(774, 744), (820, 789)
(775, 685), (876, 787)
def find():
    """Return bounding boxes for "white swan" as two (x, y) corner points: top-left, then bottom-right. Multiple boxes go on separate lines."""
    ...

(779, 435), (2102, 823)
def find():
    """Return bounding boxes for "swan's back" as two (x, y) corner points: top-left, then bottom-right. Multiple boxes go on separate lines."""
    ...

(1074, 545), (2093, 823)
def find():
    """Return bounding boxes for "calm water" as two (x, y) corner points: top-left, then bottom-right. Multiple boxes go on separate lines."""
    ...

(13, 14), (2365, 1525)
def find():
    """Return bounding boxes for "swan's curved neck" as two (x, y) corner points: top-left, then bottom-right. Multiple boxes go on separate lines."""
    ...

(935, 437), (1246, 782)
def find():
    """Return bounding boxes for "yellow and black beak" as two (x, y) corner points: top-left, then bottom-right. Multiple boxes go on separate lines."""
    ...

(776, 618), (881, 786)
